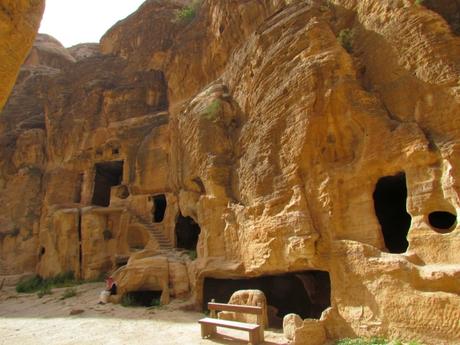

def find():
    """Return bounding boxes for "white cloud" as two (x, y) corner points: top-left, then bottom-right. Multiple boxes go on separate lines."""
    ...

(39, 0), (146, 47)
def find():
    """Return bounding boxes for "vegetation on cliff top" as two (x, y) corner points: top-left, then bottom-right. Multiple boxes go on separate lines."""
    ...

(175, 0), (201, 24)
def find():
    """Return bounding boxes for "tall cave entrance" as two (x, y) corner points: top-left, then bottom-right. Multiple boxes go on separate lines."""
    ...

(373, 172), (411, 253)
(152, 194), (167, 223)
(175, 213), (201, 250)
(91, 161), (124, 207)
(203, 271), (331, 328)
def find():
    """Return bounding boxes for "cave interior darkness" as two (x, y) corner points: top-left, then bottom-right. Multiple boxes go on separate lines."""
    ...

(203, 271), (331, 328)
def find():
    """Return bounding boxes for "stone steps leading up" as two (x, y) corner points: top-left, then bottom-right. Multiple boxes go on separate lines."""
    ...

(130, 213), (173, 249)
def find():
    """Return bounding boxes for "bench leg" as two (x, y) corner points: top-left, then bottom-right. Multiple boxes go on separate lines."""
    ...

(259, 328), (265, 342)
(249, 330), (261, 345)
(200, 323), (217, 339)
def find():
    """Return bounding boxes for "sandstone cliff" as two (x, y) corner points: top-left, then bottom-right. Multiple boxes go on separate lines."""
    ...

(0, 0), (45, 110)
(1, 1), (460, 344)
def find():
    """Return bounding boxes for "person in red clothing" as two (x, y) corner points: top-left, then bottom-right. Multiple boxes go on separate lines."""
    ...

(99, 276), (117, 304)
(105, 277), (117, 295)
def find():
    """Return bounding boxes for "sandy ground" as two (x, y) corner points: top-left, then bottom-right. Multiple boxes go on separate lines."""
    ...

(0, 282), (288, 345)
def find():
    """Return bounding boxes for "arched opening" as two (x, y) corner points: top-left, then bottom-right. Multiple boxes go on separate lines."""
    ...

(39, 246), (45, 259)
(373, 172), (411, 253)
(121, 290), (162, 307)
(203, 271), (331, 328)
(152, 195), (167, 223)
(175, 213), (201, 250)
(91, 161), (123, 207)
(428, 211), (456, 233)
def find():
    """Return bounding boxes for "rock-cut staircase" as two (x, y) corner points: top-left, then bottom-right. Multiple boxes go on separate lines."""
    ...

(130, 213), (173, 249)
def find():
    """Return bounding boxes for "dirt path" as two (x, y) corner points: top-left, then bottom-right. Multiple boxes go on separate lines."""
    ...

(0, 282), (288, 345)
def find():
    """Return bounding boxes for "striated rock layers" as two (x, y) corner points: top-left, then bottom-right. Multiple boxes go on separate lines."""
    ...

(1, 0), (460, 344)
(0, 0), (45, 110)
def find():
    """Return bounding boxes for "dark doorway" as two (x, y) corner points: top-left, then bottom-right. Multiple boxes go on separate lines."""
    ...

(175, 214), (201, 250)
(152, 195), (167, 223)
(203, 271), (331, 328)
(373, 172), (411, 253)
(91, 161), (123, 207)
(39, 246), (46, 259)
(428, 211), (456, 233)
(121, 290), (162, 307)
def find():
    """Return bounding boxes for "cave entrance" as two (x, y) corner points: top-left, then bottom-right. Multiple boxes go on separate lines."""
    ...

(122, 290), (162, 307)
(152, 194), (167, 223)
(373, 172), (411, 253)
(175, 213), (201, 250)
(91, 161), (123, 207)
(428, 211), (457, 233)
(203, 271), (331, 328)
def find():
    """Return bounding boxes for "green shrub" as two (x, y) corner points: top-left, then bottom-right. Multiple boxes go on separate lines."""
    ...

(61, 287), (77, 300)
(338, 28), (354, 53)
(201, 99), (222, 122)
(187, 249), (197, 260)
(16, 271), (80, 294)
(37, 285), (52, 298)
(175, 1), (201, 24)
(121, 294), (136, 307)
(415, 0), (424, 5)
(16, 275), (43, 293)
(150, 298), (161, 307)
(50, 271), (77, 287)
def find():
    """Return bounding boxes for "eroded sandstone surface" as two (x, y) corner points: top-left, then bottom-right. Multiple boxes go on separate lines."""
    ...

(1, 0), (459, 344)
(0, 0), (45, 110)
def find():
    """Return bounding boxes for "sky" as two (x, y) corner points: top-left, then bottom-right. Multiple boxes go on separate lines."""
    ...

(39, 0), (146, 47)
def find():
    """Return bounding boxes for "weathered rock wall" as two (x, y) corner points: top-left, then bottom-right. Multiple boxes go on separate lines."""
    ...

(1, 1), (460, 344)
(0, 0), (45, 110)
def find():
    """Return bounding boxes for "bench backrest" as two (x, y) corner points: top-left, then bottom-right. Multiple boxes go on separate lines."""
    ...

(208, 301), (263, 319)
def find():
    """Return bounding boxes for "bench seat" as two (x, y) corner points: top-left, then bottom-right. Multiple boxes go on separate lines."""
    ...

(199, 317), (260, 331)
(199, 317), (262, 344)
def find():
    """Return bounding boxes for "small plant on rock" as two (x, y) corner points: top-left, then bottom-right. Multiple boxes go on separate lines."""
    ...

(414, 0), (425, 5)
(187, 249), (197, 260)
(37, 284), (52, 298)
(201, 99), (222, 122)
(61, 287), (77, 300)
(338, 28), (354, 53)
(175, 0), (201, 24)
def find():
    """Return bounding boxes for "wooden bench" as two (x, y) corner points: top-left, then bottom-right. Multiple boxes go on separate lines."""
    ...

(199, 301), (265, 345)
